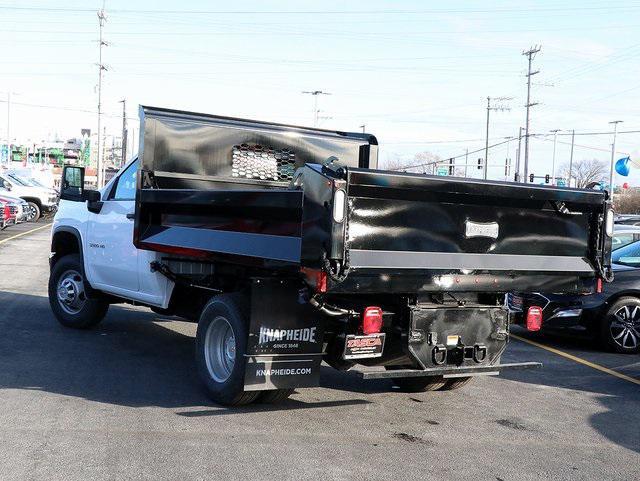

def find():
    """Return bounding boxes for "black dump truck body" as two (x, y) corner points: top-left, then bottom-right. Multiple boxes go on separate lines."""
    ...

(131, 106), (612, 401)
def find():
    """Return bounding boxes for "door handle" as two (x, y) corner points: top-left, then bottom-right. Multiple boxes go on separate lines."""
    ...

(126, 213), (135, 220)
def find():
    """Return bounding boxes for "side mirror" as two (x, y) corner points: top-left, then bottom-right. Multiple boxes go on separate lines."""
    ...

(60, 165), (85, 201)
(83, 189), (101, 202)
(4, 182), (12, 191)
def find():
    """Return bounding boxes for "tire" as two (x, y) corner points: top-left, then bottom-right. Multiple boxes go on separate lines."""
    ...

(25, 201), (40, 222)
(195, 294), (259, 406)
(600, 297), (640, 354)
(386, 367), (447, 392)
(256, 389), (294, 404)
(48, 254), (108, 329)
(439, 377), (473, 391)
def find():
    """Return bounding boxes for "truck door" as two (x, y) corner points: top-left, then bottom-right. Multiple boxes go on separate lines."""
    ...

(85, 159), (139, 293)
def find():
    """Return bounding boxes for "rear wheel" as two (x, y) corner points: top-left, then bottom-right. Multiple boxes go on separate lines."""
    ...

(386, 367), (447, 392)
(601, 297), (640, 354)
(439, 377), (473, 391)
(256, 389), (294, 404)
(48, 254), (108, 329)
(195, 294), (259, 406)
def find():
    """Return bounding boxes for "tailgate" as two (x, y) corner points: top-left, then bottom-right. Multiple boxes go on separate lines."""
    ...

(334, 168), (611, 294)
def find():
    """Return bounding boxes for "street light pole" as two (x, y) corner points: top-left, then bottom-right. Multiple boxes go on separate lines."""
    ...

(609, 120), (623, 194)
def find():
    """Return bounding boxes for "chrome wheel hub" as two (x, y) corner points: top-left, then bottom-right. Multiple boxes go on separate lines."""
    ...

(204, 316), (236, 383)
(56, 269), (86, 315)
(611, 305), (640, 350)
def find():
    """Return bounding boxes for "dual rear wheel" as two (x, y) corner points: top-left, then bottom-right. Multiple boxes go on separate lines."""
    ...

(195, 294), (293, 406)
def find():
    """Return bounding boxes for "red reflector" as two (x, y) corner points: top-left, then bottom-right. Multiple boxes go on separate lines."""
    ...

(597, 278), (603, 293)
(362, 306), (383, 334)
(317, 270), (327, 293)
(526, 306), (543, 332)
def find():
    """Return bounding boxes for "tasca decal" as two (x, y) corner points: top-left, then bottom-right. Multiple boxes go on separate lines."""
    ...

(258, 327), (317, 345)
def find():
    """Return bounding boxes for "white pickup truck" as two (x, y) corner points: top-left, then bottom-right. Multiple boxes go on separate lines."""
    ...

(48, 106), (611, 406)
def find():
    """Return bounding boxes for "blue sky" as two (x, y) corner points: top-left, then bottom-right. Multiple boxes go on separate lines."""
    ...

(1, 0), (639, 182)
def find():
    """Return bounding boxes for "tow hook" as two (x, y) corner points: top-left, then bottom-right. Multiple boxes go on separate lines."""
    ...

(432, 344), (447, 365)
(473, 344), (488, 363)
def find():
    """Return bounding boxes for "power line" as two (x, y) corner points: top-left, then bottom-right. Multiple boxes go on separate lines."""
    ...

(390, 138), (514, 172)
(2, 5), (640, 14)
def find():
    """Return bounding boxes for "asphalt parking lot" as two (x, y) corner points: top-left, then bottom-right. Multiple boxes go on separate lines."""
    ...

(0, 226), (638, 481)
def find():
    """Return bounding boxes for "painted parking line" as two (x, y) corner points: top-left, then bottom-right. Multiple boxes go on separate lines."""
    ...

(511, 333), (640, 387)
(0, 223), (52, 245)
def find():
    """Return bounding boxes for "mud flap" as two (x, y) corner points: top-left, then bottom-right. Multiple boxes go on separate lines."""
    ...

(244, 279), (325, 391)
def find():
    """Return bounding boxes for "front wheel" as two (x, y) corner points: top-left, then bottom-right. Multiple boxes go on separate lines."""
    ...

(195, 294), (259, 406)
(25, 201), (41, 222)
(601, 297), (640, 354)
(48, 254), (108, 329)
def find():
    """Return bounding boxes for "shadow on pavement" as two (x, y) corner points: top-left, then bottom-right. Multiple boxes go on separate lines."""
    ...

(176, 398), (371, 417)
(0, 290), (380, 413)
(501, 330), (640, 454)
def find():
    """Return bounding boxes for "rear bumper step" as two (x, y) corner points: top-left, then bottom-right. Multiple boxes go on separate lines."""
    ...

(354, 361), (541, 380)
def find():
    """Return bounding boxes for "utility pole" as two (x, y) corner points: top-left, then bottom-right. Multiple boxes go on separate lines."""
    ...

(96, 1), (108, 187)
(515, 126), (523, 182)
(550, 129), (560, 186)
(609, 120), (623, 194)
(5, 92), (10, 164)
(119, 99), (127, 166)
(568, 129), (575, 186)
(522, 45), (541, 183)
(483, 96), (511, 180)
(464, 148), (469, 178)
(302, 90), (330, 127)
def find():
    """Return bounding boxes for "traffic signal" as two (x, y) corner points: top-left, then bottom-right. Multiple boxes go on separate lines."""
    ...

(545, 174), (550, 184)
(448, 158), (454, 175)
(529, 173), (534, 183)
(477, 158), (483, 170)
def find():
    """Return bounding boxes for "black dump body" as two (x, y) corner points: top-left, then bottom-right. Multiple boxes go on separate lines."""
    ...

(134, 106), (611, 296)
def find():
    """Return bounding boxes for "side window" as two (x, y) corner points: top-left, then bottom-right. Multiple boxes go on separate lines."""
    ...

(111, 160), (139, 201)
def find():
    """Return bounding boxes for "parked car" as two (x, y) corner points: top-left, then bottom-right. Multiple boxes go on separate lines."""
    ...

(612, 225), (640, 250)
(0, 198), (17, 229)
(614, 214), (640, 226)
(0, 193), (28, 224)
(0, 171), (58, 221)
(509, 240), (640, 353)
(0, 201), (8, 229)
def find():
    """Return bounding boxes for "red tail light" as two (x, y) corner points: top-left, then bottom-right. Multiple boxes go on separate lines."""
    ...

(526, 306), (543, 332)
(362, 306), (383, 334)
(597, 278), (603, 293)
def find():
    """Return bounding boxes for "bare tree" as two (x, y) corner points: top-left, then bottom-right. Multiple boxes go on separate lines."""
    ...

(380, 151), (442, 174)
(559, 158), (607, 188)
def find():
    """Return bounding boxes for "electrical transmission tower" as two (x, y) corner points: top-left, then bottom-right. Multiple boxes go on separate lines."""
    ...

(522, 45), (541, 183)
(96, 1), (108, 187)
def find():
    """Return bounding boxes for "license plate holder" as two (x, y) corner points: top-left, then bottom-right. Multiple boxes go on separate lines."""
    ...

(343, 333), (386, 360)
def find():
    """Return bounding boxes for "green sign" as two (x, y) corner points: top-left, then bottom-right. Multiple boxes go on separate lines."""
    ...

(437, 167), (448, 176)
